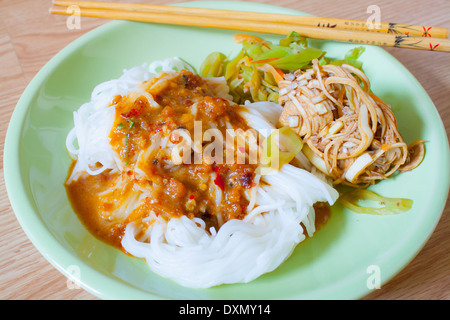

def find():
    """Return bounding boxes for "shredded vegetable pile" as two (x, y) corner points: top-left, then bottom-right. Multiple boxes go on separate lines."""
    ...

(199, 32), (426, 214)
(278, 59), (425, 187)
(199, 32), (324, 104)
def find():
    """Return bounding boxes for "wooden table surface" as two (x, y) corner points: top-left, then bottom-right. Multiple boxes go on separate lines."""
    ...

(0, 0), (449, 300)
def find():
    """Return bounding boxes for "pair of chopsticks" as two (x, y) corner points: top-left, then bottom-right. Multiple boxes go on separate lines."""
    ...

(50, 0), (449, 52)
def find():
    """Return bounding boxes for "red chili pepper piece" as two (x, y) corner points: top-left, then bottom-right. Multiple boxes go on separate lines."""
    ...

(214, 173), (225, 191)
(121, 108), (140, 118)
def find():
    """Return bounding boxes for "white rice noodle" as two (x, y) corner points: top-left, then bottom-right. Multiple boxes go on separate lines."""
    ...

(204, 77), (234, 101)
(122, 162), (338, 288)
(241, 100), (283, 136)
(67, 60), (340, 288)
(122, 102), (339, 288)
(66, 58), (189, 182)
(148, 56), (195, 74)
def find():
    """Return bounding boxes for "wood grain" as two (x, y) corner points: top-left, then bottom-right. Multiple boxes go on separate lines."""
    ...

(0, 0), (448, 300)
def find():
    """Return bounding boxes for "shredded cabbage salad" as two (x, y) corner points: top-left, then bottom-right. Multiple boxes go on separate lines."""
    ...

(199, 31), (365, 104)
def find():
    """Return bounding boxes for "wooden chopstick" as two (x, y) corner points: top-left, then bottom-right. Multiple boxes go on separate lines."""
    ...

(50, 1), (450, 52)
(52, 0), (448, 38)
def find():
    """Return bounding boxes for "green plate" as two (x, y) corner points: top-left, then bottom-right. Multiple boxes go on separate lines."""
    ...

(4, 1), (449, 300)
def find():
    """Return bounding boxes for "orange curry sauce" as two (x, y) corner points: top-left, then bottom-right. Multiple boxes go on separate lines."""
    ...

(65, 70), (330, 251)
(66, 70), (260, 249)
